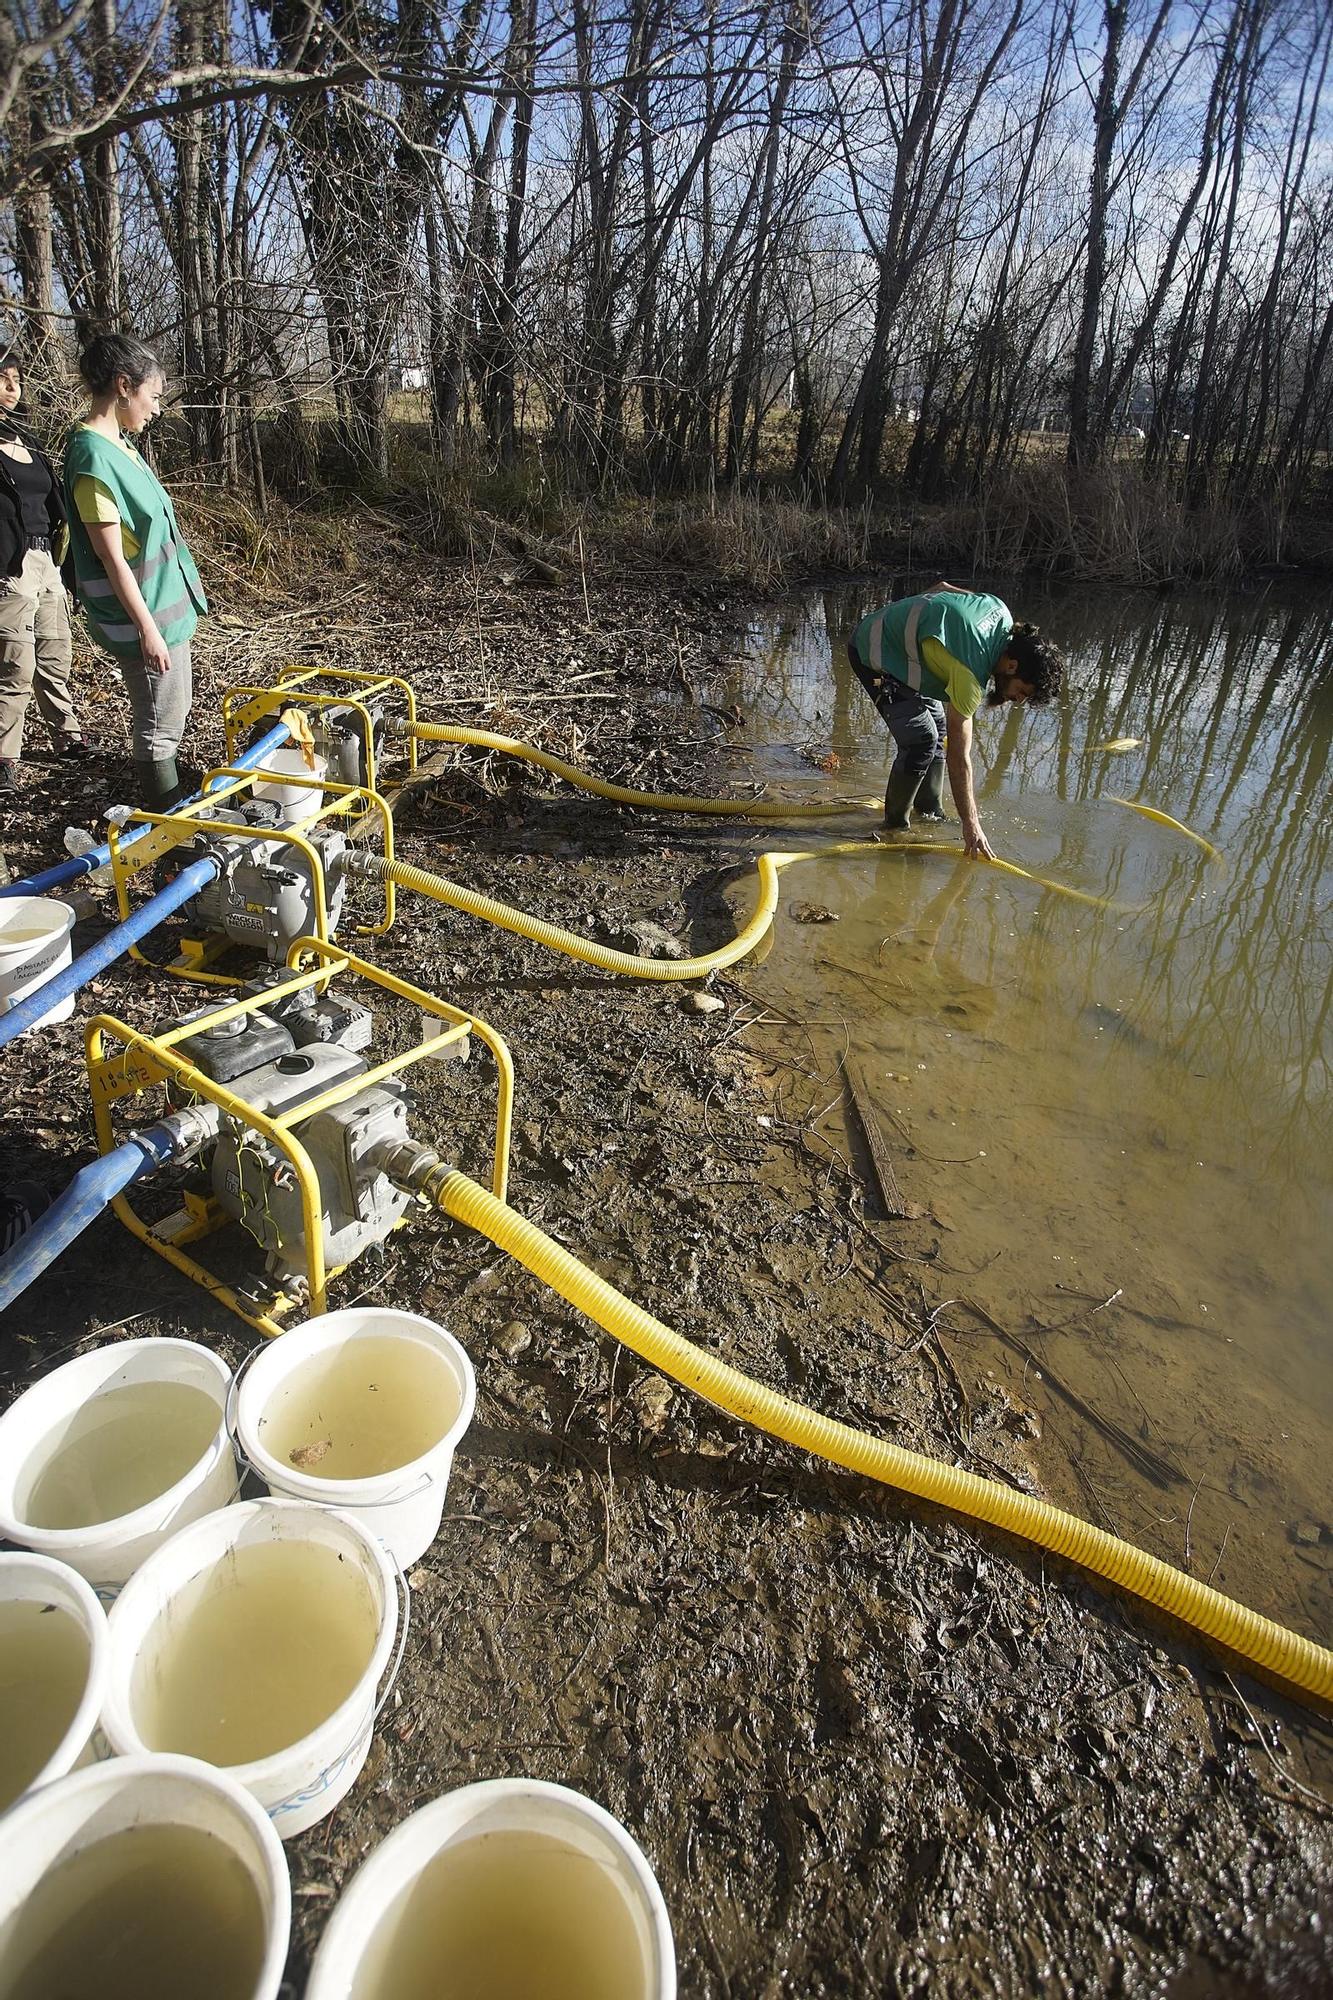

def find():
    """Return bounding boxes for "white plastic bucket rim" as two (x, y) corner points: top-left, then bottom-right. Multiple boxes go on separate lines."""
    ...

(100, 1499), (405, 1839)
(0, 1338), (238, 1594)
(0, 895), (76, 1025)
(304, 1777), (676, 2000)
(0, 1552), (109, 1811)
(0, 1752), (291, 1999)
(232, 1308), (476, 1567)
(250, 748), (328, 819)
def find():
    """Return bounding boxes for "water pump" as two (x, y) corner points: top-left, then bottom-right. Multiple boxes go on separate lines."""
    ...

(86, 943), (512, 1334)
(168, 983), (410, 1285)
(178, 803), (350, 962)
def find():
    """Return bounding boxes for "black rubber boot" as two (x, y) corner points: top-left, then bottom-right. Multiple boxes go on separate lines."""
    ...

(135, 757), (184, 811)
(914, 757), (946, 822)
(882, 765), (924, 831)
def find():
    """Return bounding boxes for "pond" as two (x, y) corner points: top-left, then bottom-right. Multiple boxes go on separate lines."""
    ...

(729, 582), (1333, 1638)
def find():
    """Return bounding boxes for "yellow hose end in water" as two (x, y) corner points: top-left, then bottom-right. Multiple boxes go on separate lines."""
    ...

(438, 1170), (1333, 1706)
(1108, 796), (1222, 860)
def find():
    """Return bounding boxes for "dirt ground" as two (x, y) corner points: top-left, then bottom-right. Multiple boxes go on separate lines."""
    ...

(1, 537), (1330, 1997)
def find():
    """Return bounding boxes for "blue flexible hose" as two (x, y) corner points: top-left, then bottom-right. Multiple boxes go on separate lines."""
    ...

(0, 721), (291, 900)
(0, 1126), (184, 1313)
(0, 856), (219, 1051)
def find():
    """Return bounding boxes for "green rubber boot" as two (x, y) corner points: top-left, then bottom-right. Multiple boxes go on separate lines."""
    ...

(914, 757), (946, 823)
(134, 757), (184, 811)
(882, 765), (924, 831)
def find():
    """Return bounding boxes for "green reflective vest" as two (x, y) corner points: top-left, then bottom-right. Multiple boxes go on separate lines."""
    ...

(851, 591), (1012, 707)
(63, 428), (207, 660)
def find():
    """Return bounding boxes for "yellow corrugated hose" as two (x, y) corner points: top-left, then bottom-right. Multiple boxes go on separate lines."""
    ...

(410, 719), (879, 818)
(435, 1168), (1332, 1705)
(359, 850), (786, 980)
(410, 721), (1220, 865)
(1110, 796), (1222, 859)
(356, 838), (1122, 985)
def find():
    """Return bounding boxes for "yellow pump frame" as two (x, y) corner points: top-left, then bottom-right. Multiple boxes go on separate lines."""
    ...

(221, 665), (420, 797)
(85, 939), (514, 1337)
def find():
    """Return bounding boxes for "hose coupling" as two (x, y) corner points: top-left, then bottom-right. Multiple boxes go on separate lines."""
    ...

(135, 1101), (225, 1165)
(342, 848), (384, 881)
(372, 1136), (455, 1208)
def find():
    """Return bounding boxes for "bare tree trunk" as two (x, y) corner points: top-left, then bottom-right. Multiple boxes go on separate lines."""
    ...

(724, 8), (804, 484)
(87, 0), (122, 328)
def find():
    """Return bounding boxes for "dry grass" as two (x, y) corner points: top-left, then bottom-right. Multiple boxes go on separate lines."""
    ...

(167, 422), (1331, 596)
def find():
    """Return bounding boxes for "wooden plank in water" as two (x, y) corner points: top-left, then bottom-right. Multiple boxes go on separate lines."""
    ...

(843, 1055), (908, 1220)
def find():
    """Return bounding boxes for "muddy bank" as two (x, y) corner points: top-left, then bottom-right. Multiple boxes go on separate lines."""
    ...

(0, 543), (1330, 1997)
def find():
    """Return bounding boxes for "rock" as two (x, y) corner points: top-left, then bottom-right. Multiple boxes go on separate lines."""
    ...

(1292, 1520), (1326, 1546)
(630, 1375), (674, 1432)
(605, 917), (686, 959)
(681, 989), (725, 1015)
(498, 1319), (532, 1358)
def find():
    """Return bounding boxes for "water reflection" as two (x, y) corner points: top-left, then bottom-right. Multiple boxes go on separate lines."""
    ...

(734, 584), (1333, 1629)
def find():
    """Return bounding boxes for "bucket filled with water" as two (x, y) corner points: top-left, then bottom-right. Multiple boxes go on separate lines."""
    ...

(0, 1753), (290, 2000)
(0, 1552), (108, 1814)
(101, 1498), (404, 1839)
(305, 1777), (676, 2000)
(0, 1338), (237, 1593)
(234, 1308), (476, 1566)
(0, 895), (76, 1027)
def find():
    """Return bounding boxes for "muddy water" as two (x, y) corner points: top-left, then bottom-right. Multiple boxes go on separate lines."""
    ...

(731, 584), (1332, 1635)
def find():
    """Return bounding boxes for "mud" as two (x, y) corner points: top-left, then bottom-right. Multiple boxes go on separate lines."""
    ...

(0, 544), (1330, 1997)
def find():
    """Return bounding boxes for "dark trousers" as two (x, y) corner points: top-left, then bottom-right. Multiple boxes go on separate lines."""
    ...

(847, 643), (945, 779)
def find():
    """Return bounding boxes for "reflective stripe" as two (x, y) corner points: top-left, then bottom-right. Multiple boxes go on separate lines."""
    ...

(89, 591), (193, 648)
(868, 615), (884, 673)
(138, 541), (176, 582)
(144, 592), (193, 631)
(80, 541), (177, 601)
(903, 600), (924, 691)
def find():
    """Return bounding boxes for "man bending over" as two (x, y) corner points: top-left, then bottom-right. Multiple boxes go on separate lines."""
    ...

(847, 583), (1065, 858)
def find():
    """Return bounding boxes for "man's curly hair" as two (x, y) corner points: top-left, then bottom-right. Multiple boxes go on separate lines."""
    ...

(1005, 622), (1065, 704)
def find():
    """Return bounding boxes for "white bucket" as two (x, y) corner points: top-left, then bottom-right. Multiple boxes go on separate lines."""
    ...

(250, 748), (327, 821)
(0, 1338), (238, 1596)
(0, 1552), (109, 1814)
(233, 1308), (476, 1568)
(0, 1754), (290, 1999)
(306, 1778), (676, 2000)
(0, 895), (76, 1026)
(101, 1499), (405, 1840)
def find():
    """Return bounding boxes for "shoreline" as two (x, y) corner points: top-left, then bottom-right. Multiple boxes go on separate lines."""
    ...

(1, 538), (1329, 1996)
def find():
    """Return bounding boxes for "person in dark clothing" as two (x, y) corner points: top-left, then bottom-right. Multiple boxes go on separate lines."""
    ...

(847, 581), (1065, 857)
(0, 343), (89, 795)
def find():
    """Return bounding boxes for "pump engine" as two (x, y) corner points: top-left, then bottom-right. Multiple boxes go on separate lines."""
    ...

(166, 981), (416, 1285)
(306, 698), (387, 791)
(177, 800), (349, 961)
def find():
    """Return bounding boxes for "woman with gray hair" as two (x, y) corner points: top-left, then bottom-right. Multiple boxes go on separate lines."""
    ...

(63, 331), (207, 809)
